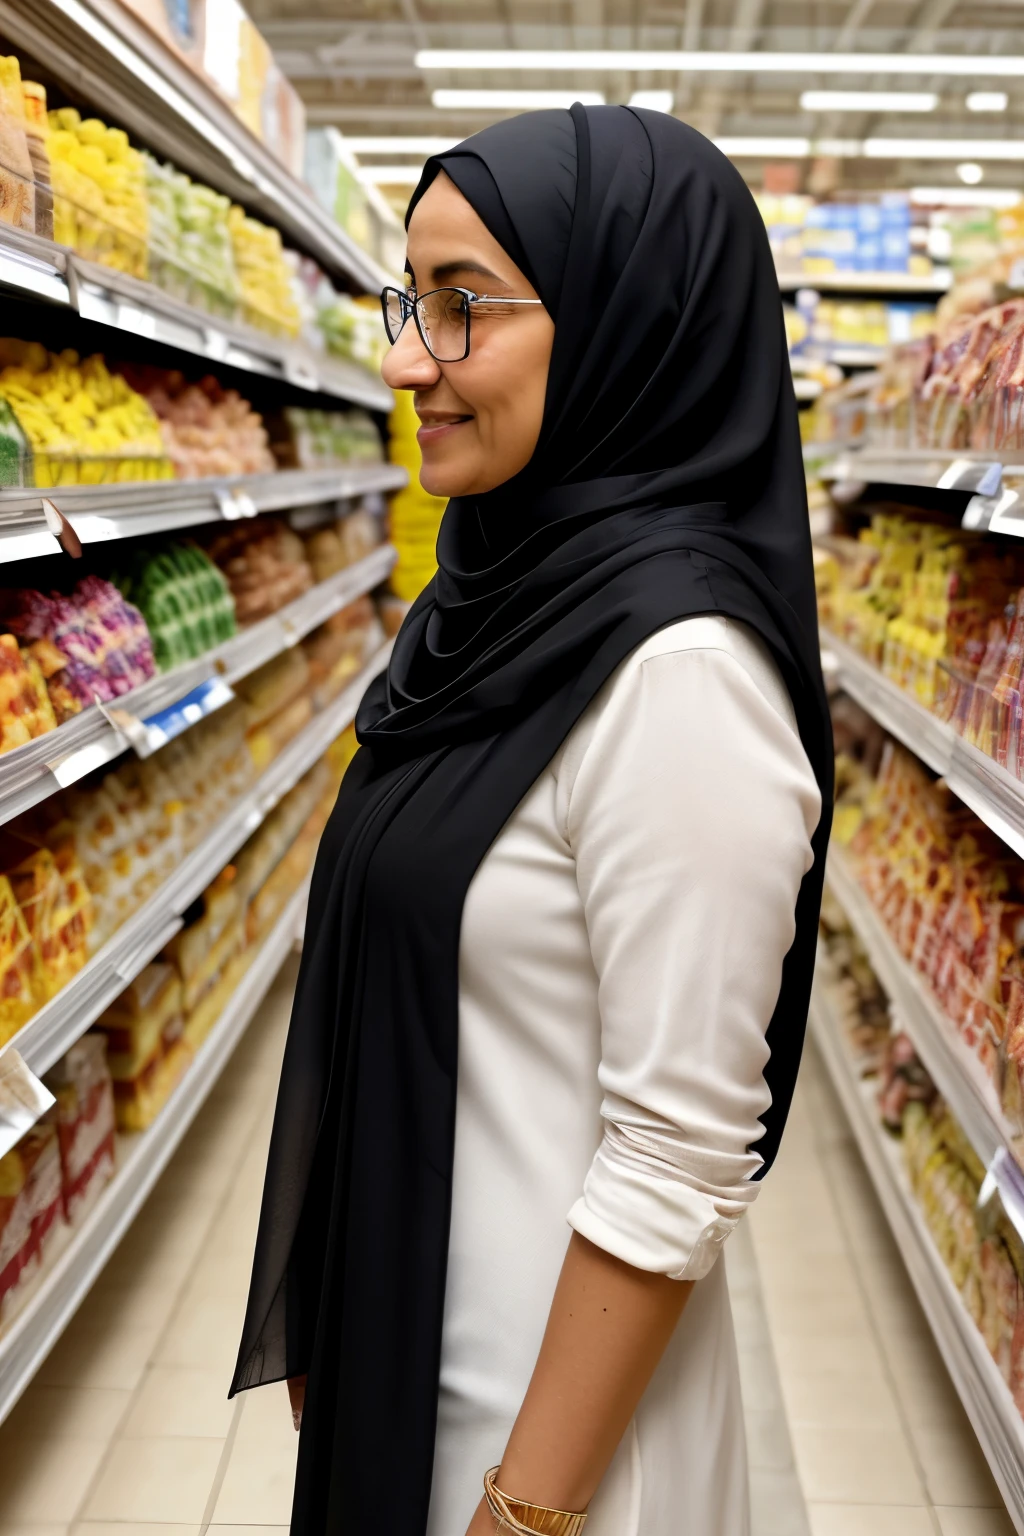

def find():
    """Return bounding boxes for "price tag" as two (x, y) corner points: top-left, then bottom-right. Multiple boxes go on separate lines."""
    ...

(0, 1050), (56, 1158)
(283, 355), (320, 392)
(216, 488), (259, 521)
(205, 328), (230, 362)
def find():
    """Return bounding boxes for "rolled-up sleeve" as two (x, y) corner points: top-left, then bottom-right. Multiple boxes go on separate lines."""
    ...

(563, 643), (820, 1281)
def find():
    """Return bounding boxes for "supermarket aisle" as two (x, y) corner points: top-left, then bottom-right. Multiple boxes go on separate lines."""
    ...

(0, 962), (1011, 1536)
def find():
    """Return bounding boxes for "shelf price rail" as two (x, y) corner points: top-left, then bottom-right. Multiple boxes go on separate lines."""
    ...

(0, 463), (407, 565)
(2, 637), (393, 1080)
(818, 448), (1024, 535)
(0, 543), (397, 832)
(0, 874), (311, 1429)
(809, 975), (1024, 1534)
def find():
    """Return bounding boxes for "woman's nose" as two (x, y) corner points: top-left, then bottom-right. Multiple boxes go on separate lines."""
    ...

(382, 317), (441, 390)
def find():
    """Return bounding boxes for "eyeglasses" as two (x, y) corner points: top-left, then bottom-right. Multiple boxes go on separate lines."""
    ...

(380, 285), (544, 363)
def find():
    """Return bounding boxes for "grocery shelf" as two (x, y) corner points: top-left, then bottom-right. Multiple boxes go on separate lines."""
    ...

(822, 628), (1024, 861)
(0, 462), (407, 563)
(4, 639), (392, 1079)
(809, 976), (1024, 1532)
(825, 844), (1024, 1188)
(777, 267), (953, 295)
(0, 544), (397, 830)
(0, 874), (310, 1429)
(0, 0), (394, 295)
(69, 258), (393, 412)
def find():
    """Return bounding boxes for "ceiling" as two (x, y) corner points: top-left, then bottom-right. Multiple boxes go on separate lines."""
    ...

(248, 0), (1024, 203)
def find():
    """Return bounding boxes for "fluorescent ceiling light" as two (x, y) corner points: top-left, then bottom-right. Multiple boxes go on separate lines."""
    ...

(416, 49), (1024, 78)
(910, 186), (1022, 207)
(864, 138), (1024, 159)
(967, 91), (1009, 111)
(431, 89), (605, 109)
(629, 90), (674, 111)
(346, 137), (459, 155)
(714, 137), (810, 156)
(800, 90), (936, 111)
(358, 165), (427, 184)
(957, 161), (985, 184)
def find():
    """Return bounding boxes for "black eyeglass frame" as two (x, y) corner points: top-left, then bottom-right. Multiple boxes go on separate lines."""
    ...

(380, 285), (544, 363)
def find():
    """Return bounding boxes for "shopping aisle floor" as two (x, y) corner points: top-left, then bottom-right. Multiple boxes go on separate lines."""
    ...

(0, 962), (1014, 1536)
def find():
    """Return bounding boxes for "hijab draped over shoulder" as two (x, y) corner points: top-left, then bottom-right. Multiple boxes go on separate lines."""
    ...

(231, 102), (832, 1536)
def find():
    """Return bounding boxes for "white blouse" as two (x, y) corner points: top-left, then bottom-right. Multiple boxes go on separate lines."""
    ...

(427, 615), (821, 1536)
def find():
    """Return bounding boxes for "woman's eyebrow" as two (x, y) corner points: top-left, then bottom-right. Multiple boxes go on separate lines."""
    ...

(431, 259), (511, 288)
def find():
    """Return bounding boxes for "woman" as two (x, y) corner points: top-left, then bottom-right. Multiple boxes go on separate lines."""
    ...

(231, 103), (832, 1536)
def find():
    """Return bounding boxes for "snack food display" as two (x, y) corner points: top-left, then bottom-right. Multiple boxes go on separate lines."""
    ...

(0, 341), (172, 488)
(228, 205), (301, 339)
(47, 106), (148, 280)
(267, 406), (383, 471)
(111, 541), (236, 671)
(833, 738), (1024, 1140)
(142, 157), (239, 319)
(0, 1117), (63, 1324)
(45, 1035), (116, 1223)
(0, 577), (156, 721)
(818, 512), (1024, 781)
(120, 366), (276, 480)
(202, 519), (313, 625)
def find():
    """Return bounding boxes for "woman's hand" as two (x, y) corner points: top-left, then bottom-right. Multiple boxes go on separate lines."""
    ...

(464, 1495), (493, 1535)
(287, 1374), (307, 1431)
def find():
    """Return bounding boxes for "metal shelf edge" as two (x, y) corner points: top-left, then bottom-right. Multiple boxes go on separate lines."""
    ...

(0, 876), (309, 1428)
(809, 980), (1024, 1531)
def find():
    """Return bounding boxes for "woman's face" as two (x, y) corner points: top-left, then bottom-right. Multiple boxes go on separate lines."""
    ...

(382, 172), (556, 498)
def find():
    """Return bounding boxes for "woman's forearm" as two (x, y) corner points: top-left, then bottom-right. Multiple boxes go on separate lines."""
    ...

(489, 1232), (693, 1515)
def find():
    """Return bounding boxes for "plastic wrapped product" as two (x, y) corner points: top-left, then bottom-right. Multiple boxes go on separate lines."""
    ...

(235, 646), (310, 731)
(0, 632), (57, 753)
(93, 962), (184, 1080)
(163, 868), (243, 1016)
(112, 1035), (192, 1133)
(0, 1118), (64, 1323)
(112, 541), (236, 671)
(44, 1035), (115, 1224)
(0, 57), (35, 235)
(1, 834), (89, 1003)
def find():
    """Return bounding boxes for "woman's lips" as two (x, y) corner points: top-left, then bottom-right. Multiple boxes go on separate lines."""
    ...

(417, 418), (470, 446)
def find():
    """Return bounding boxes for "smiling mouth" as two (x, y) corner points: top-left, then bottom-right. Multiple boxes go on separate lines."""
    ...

(416, 417), (471, 444)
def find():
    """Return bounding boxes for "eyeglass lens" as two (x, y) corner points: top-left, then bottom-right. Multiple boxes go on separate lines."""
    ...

(383, 288), (469, 362)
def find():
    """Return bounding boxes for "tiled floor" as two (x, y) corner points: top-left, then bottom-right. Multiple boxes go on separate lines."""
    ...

(0, 958), (1015, 1536)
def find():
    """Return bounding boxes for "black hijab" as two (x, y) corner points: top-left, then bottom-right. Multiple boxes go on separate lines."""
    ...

(231, 103), (832, 1535)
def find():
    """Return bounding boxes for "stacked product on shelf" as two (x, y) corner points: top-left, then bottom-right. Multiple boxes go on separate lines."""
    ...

(0, 715), (362, 1332)
(47, 104), (148, 280)
(818, 902), (1024, 1411)
(757, 192), (930, 279)
(0, 334), (388, 489)
(832, 737), (1024, 1147)
(0, 1034), (116, 1325)
(200, 519), (314, 625)
(816, 512), (1024, 778)
(0, 591), (384, 1042)
(266, 406), (383, 471)
(387, 389), (446, 602)
(0, 341), (172, 488)
(110, 541), (237, 671)
(119, 366), (276, 480)
(300, 504), (382, 581)
(0, 52), (379, 368)
(0, 576), (155, 721)
(142, 157), (239, 320)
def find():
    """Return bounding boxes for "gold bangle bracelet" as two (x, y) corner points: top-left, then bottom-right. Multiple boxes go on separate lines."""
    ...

(483, 1467), (587, 1536)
